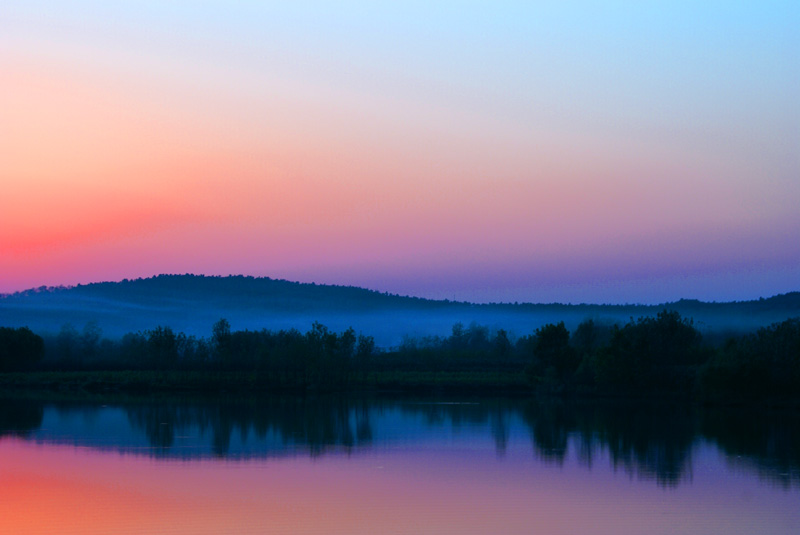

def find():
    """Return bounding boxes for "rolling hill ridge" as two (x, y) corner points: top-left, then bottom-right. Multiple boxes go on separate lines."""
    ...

(2, 274), (798, 346)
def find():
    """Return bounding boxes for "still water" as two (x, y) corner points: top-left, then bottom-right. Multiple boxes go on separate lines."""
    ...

(1, 394), (798, 534)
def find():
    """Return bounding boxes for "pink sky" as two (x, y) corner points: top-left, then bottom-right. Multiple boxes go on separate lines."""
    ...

(2, 2), (798, 303)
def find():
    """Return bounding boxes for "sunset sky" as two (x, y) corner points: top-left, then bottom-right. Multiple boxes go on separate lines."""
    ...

(2, 1), (798, 303)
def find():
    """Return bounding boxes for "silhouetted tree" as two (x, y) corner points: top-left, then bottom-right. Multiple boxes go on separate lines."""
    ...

(699, 317), (800, 401)
(355, 333), (375, 379)
(595, 311), (703, 394)
(493, 329), (512, 358)
(570, 319), (614, 390)
(146, 326), (179, 369)
(525, 322), (579, 390)
(120, 332), (148, 368)
(212, 318), (232, 368)
(56, 323), (80, 364)
(466, 322), (490, 351)
(0, 326), (44, 371)
(448, 322), (467, 352)
(81, 321), (102, 362)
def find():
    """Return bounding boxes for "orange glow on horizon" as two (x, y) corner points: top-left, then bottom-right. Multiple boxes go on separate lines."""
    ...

(2, 5), (798, 303)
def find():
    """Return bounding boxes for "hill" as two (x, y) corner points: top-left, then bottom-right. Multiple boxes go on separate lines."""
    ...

(1, 274), (798, 346)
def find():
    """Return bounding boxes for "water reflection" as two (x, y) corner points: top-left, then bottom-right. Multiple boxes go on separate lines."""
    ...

(537, 402), (698, 487)
(0, 398), (43, 438)
(1, 395), (798, 489)
(124, 397), (376, 457)
(702, 408), (800, 489)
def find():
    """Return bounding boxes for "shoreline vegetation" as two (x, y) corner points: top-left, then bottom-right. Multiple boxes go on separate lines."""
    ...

(1, 311), (799, 406)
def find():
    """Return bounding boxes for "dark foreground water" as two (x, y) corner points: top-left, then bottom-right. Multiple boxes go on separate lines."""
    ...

(1, 394), (798, 534)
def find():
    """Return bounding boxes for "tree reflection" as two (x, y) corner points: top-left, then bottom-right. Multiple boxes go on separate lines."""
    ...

(522, 402), (572, 464)
(125, 396), (377, 458)
(520, 401), (696, 486)
(127, 405), (176, 451)
(4, 394), (798, 489)
(590, 403), (696, 487)
(122, 397), (799, 489)
(0, 398), (43, 438)
(701, 408), (800, 489)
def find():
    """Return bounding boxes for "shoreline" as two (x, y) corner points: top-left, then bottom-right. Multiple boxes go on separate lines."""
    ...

(3, 370), (798, 409)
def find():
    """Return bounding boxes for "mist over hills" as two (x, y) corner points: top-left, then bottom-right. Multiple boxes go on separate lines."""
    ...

(1, 274), (798, 346)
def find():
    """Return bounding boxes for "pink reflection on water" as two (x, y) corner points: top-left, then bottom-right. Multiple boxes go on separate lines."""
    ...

(1, 439), (798, 535)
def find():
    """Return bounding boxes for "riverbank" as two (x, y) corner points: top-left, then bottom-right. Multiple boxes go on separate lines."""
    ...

(0, 370), (531, 395)
(3, 370), (799, 408)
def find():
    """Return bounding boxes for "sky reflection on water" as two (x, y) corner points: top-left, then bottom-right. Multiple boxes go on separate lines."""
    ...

(1, 395), (799, 534)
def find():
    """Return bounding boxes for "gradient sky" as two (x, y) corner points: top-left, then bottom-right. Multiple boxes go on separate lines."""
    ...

(2, 1), (798, 303)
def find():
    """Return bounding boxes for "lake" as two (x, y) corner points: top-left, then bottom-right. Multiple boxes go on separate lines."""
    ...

(1, 394), (798, 534)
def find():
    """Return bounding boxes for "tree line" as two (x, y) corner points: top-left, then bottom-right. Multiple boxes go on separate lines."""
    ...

(1, 312), (798, 401)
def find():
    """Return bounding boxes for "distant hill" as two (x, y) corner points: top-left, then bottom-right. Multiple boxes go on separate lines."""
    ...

(1, 274), (798, 346)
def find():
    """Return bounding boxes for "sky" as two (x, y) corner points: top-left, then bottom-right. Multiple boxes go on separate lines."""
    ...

(2, 1), (798, 304)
